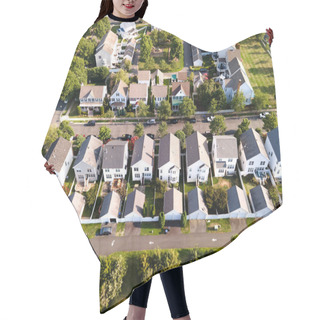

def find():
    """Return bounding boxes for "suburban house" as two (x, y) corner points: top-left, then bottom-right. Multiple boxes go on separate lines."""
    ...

(68, 192), (86, 219)
(177, 71), (188, 82)
(151, 85), (168, 107)
(227, 186), (250, 217)
(191, 45), (203, 66)
(73, 135), (103, 185)
(121, 38), (136, 64)
(99, 191), (121, 223)
(186, 131), (210, 183)
(45, 136), (73, 186)
(265, 127), (282, 179)
(151, 69), (164, 85)
(163, 188), (183, 220)
(95, 30), (118, 68)
(124, 189), (145, 222)
(117, 22), (138, 39)
(109, 79), (128, 111)
(187, 187), (208, 219)
(138, 70), (151, 85)
(131, 135), (155, 183)
(129, 83), (148, 108)
(211, 135), (238, 177)
(158, 133), (181, 183)
(79, 85), (107, 113)
(249, 185), (274, 217)
(171, 81), (190, 111)
(102, 140), (129, 182)
(193, 71), (204, 90)
(239, 128), (269, 176)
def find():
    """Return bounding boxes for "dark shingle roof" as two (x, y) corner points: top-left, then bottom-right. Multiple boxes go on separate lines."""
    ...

(250, 185), (274, 211)
(187, 187), (208, 215)
(227, 186), (249, 213)
(158, 133), (181, 169)
(186, 131), (210, 167)
(102, 140), (128, 169)
(240, 128), (268, 160)
(100, 191), (121, 219)
(131, 135), (154, 166)
(124, 189), (145, 217)
(163, 188), (183, 215)
(267, 127), (281, 161)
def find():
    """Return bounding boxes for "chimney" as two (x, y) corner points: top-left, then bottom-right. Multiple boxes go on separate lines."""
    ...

(237, 79), (242, 93)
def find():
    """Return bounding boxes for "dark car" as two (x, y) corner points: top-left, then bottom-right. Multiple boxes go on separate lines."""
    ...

(168, 119), (178, 124)
(121, 134), (132, 141)
(99, 226), (112, 236)
(85, 120), (96, 126)
(147, 133), (155, 139)
(187, 118), (196, 123)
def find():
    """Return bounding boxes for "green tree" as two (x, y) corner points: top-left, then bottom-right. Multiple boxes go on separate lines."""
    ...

(252, 90), (269, 110)
(158, 100), (172, 120)
(99, 126), (111, 142)
(269, 186), (280, 207)
(170, 37), (183, 60)
(230, 91), (246, 112)
(263, 112), (278, 132)
(73, 134), (86, 152)
(157, 121), (168, 138)
(183, 121), (194, 136)
(71, 56), (87, 85)
(209, 115), (226, 135)
(104, 110), (114, 118)
(175, 130), (186, 149)
(181, 211), (187, 228)
(137, 100), (149, 117)
(140, 34), (153, 62)
(154, 178), (167, 194)
(197, 79), (216, 108)
(212, 88), (227, 110)
(123, 59), (131, 72)
(59, 120), (74, 141)
(41, 126), (61, 156)
(75, 38), (96, 66)
(85, 183), (99, 206)
(179, 97), (196, 117)
(159, 212), (165, 229)
(134, 123), (144, 137)
(209, 97), (218, 114)
(87, 66), (109, 84)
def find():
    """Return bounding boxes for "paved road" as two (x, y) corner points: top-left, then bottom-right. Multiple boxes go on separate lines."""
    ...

(89, 218), (250, 256)
(69, 116), (264, 139)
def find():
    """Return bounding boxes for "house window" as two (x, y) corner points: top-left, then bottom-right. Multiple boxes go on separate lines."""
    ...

(106, 175), (112, 178)
(219, 169), (224, 173)
(160, 169), (163, 173)
(116, 93), (119, 96)
(249, 161), (254, 165)
(134, 168), (139, 172)
(76, 169), (81, 172)
(87, 169), (92, 172)
(160, 176), (162, 180)
(116, 169), (120, 172)
(105, 169), (110, 172)
(189, 168), (192, 172)
(228, 159), (233, 162)
(248, 168), (254, 173)
(144, 167), (149, 172)
(188, 176), (191, 179)
(260, 161), (265, 165)
(135, 174), (140, 178)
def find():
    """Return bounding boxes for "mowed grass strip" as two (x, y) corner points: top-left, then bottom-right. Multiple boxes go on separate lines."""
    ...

(240, 33), (276, 107)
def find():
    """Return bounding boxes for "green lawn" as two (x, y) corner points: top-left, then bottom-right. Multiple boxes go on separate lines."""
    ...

(242, 174), (260, 195)
(116, 223), (125, 236)
(81, 223), (101, 239)
(140, 221), (162, 235)
(206, 219), (231, 232)
(246, 218), (257, 227)
(181, 220), (190, 234)
(240, 33), (276, 107)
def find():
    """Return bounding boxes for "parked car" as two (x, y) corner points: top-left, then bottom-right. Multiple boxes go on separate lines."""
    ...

(168, 118), (178, 124)
(206, 115), (215, 122)
(259, 112), (270, 119)
(121, 134), (132, 141)
(99, 226), (112, 236)
(84, 120), (96, 126)
(164, 226), (171, 234)
(187, 118), (196, 123)
(147, 133), (155, 139)
(146, 119), (156, 125)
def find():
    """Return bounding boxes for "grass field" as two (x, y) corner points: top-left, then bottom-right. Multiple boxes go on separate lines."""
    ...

(240, 33), (276, 107)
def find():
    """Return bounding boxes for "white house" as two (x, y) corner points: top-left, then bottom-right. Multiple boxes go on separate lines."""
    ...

(239, 128), (269, 176)
(151, 85), (167, 107)
(193, 71), (204, 90)
(124, 189), (145, 222)
(68, 192), (86, 219)
(227, 186), (250, 218)
(191, 45), (203, 66)
(110, 80), (128, 111)
(212, 135), (238, 177)
(138, 70), (151, 86)
(163, 188), (183, 220)
(265, 127), (282, 179)
(99, 191), (121, 223)
(79, 85), (107, 113)
(171, 81), (190, 112)
(95, 30), (118, 68)
(187, 187), (208, 219)
(128, 83), (148, 108)
(186, 131), (210, 183)
(249, 185), (274, 217)
(158, 133), (181, 183)
(117, 22), (138, 39)
(73, 135), (103, 185)
(131, 135), (155, 183)
(102, 140), (128, 182)
(45, 136), (73, 186)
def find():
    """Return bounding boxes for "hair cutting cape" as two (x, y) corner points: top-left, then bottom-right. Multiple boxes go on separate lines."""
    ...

(41, 14), (282, 313)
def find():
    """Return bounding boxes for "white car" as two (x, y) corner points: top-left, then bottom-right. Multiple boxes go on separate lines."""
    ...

(259, 112), (270, 118)
(146, 119), (156, 125)
(207, 115), (215, 122)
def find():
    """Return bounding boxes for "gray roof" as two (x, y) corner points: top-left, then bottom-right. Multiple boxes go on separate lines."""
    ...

(267, 127), (281, 161)
(228, 57), (241, 76)
(163, 188), (183, 215)
(45, 136), (73, 172)
(227, 186), (249, 213)
(158, 133), (181, 169)
(102, 140), (128, 169)
(124, 189), (145, 217)
(131, 134), (154, 166)
(96, 30), (118, 54)
(240, 129), (268, 160)
(186, 131), (210, 167)
(187, 187), (208, 215)
(68, 192), (86, 218)
(73, 135), (103, 168)
(250, 185), (274, 212)
(212, 135), (238, 159)
(100, 191), (121, 219)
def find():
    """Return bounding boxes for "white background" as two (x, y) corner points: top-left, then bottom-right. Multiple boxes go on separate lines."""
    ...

(1, 0), (320, 319)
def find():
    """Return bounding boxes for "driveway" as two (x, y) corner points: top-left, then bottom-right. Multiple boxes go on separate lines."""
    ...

(124, 222), (141, 236)
(189, 220), (206, 233)
(165, 220), (182, 235)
